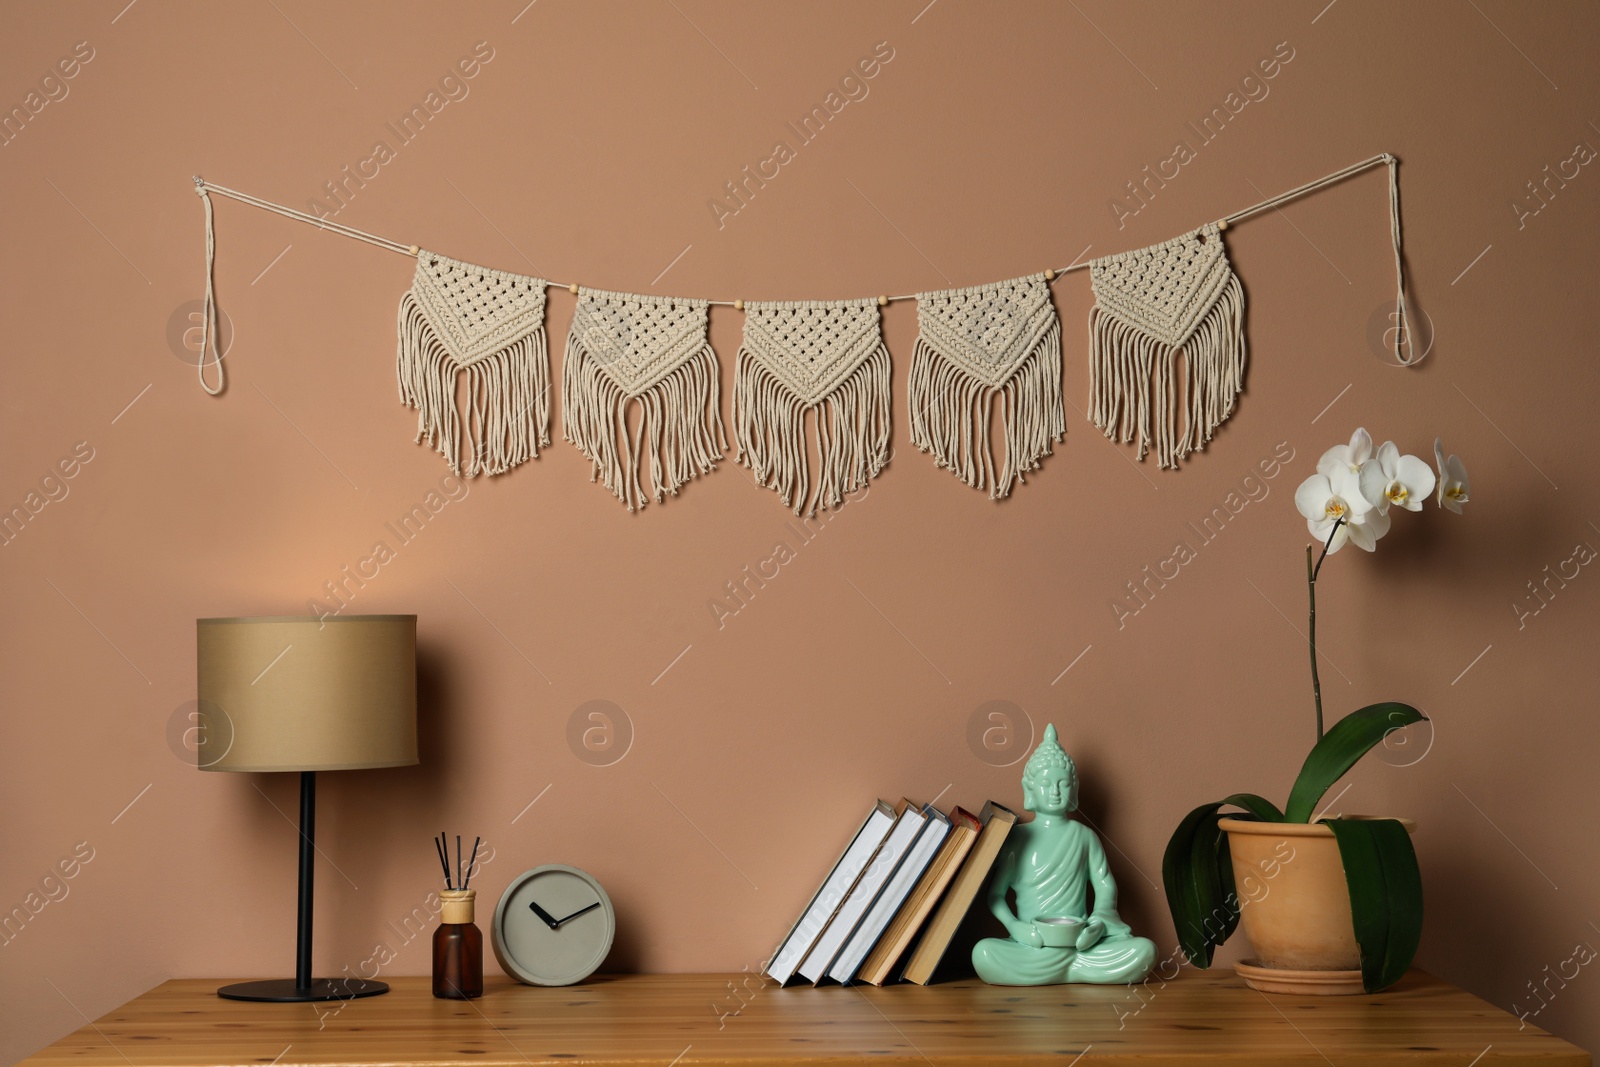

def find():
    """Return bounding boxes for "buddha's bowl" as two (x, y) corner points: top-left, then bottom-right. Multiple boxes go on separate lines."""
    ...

(1033, 916), (1084, 948)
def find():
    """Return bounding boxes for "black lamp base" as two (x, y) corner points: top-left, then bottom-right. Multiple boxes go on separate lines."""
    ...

(222, 773), (390, 1005)
(217, 977), (389, 1002)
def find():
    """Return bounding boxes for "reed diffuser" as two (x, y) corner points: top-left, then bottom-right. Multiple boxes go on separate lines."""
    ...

(432, 832), (483, 999)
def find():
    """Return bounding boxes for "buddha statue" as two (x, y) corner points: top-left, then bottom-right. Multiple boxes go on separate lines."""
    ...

(972, 724), (1156, 985)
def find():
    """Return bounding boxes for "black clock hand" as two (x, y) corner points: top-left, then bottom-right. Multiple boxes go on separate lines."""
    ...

(553, 901), (601, 926)
(528, 900), (561, 929)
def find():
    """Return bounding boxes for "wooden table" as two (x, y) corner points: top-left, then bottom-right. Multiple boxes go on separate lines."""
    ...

(21, 970), (1588, 1066)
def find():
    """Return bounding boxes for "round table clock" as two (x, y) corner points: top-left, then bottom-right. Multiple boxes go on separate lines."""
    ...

(491, 864), (615, 986)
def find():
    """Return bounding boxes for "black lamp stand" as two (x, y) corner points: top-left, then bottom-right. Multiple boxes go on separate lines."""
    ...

(218, 771), (390, 1002)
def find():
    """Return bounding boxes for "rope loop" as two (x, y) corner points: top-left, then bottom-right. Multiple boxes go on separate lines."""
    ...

(197, 184), (225, 395)
(1386, 155), (1414, 366)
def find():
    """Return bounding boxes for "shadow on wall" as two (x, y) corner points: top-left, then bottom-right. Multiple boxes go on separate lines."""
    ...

(367, 642), (462, 861)
(1072, 746), (1164, 946)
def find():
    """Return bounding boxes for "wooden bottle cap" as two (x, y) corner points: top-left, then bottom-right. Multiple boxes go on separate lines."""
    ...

(439, 889), (475, 925)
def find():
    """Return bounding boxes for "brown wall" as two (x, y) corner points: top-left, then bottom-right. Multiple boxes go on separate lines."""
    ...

(4, 0), (1598, 1059)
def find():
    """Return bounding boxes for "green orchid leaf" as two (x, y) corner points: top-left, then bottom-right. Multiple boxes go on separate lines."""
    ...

(1163, 794), (1288, 966)
(1162, 794), (1280, 967)
(1284, 703), (1425, 823)
(1323, 817), (1423, 992)
(1222, 793), (1285, 823)
(1208, 811), (1241, 948)
(1162, 802), (1231, 967)
(1193, 811), (1239, 950)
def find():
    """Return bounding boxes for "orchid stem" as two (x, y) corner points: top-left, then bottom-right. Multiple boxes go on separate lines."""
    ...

(1307, 517), (1344, 741)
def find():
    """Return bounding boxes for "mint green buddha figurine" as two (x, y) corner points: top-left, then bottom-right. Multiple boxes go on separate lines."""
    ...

(972, 724), (1156, 985)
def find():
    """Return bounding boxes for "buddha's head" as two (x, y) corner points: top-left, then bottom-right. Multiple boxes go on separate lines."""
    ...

(1021, 723), (1077, 816)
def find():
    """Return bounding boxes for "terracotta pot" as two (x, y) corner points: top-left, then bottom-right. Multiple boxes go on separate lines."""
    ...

(1218, 816), (1417, 995)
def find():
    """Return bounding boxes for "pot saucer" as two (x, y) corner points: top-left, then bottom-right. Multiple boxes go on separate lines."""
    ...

(1235, 958), (1365, 995)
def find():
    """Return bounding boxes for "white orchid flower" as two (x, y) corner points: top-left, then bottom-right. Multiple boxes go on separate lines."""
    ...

(1358, 441), (1437, 514)
(1296, 468), (1385, 553)
(1434, 438), (1470, 513)
(1317, 427), (1373, 480)
(1338, 506), (1390, 552)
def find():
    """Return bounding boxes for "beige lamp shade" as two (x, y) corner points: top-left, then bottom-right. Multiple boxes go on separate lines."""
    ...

(196, 615), (418, 772)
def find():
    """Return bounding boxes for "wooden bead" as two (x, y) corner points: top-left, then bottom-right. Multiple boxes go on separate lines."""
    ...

(1044, 269), (1056, 282)
(569, 283), (580, 295)
(1217, 219), (1229, 232)
(876, 295), (888, 307)
(407, 245), (420, 257)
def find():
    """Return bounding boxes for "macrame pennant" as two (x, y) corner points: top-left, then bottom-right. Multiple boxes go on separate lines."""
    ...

(1088, 223), (1245, 469)
(562, 288), (725, 511)
(397, 251), (550, 477)
(910, 274), (1064, 499)
(199, 154), (1410, 506)
(734, 300), (890, 515)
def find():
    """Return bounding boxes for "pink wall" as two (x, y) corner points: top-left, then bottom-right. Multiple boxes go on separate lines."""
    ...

(4, 0), (1598, 1058)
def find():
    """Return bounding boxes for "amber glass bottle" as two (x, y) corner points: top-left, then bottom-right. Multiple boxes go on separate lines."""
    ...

(432, 889), (483, 999)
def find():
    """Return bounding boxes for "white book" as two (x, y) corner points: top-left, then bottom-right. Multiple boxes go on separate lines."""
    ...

(797, 801), (929, 984)
(763, 801), (896, 985)
(828, 805), (951, 983)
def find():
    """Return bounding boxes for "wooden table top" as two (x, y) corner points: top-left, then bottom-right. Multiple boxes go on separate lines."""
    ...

(20, 970), (1589, 1067)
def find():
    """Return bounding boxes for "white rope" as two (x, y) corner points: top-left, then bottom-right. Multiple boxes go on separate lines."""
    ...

(192, 152), (1408, 328)
(196, 178), (415, 257)
(1385, 155), (1413, 365)
(1221, 153), (1392, 227)
(195, 181), (223, 395)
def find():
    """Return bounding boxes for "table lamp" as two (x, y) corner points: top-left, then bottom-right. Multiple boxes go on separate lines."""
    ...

(196, 614), (417, 1002)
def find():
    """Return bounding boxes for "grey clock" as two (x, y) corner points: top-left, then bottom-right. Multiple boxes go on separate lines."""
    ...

(490, 864), (615, 986)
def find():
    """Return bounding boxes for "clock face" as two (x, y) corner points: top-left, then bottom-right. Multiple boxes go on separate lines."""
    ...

(491, 864), (615, 986)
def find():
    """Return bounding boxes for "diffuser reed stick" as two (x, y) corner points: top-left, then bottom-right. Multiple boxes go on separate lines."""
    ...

(434, 832), (483, 888)
(434, 833), (453, 890)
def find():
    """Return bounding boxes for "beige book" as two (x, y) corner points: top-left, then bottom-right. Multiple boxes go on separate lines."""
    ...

(898, 800), (1017, 985)
(856, 806), (982, 985)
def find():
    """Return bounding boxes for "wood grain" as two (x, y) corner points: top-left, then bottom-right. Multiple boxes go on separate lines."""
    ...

(20, 970), (1588, 1066)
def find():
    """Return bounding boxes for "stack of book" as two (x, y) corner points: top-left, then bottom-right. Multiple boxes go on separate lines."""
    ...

(763, 798), (1018, 986)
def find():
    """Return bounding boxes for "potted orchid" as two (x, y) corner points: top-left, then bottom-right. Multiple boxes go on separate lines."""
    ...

(1163, 429), (1469, 995)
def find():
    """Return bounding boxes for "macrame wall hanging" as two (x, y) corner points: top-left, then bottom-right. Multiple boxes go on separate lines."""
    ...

(397, 252), (550, 477)
(1087, 224), (1244, 470)
(909, 274), (1064, 500)
(189, 153), (1416, 512)
(733, 300), (890, 516)
(562, 288), (724, 511)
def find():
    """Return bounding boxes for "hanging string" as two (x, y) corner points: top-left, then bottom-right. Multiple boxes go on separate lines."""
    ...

(1220, 153), (1391, 227)
(1211, 152), (1411, 366)
(191, 153), (1409, 364)
(195, 178), (416, 257)
(194, 179), (224, 395)
(1385, 154), (1413, 365)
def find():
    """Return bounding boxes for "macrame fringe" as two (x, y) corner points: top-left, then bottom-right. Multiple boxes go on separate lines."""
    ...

(562, 337), (725, 512)
(734, 342), (890, 516)
(396, 294), (550, 477)
(1087, 273), (1244, 469)
(908, 317), (1064, 499)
